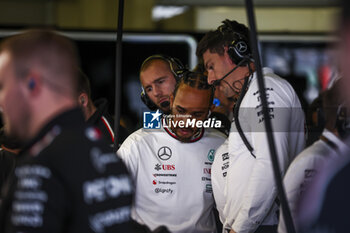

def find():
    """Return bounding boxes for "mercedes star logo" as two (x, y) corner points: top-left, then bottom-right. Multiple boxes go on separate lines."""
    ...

(157, 146), (172, 160)
(236, 41), (247, 53)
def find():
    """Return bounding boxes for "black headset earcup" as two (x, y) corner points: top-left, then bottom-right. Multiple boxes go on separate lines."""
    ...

(167, 56), (187, 81)
(174, 69), (188, 80)
(227, 33), (251, 66)
(141, 90), (158, 111)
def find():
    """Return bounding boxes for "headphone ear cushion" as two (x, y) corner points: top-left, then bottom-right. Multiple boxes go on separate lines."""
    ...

(228, 45), (241, 65)
(171, 57), (186, 71)
(141, 89), (158, 111)
(174, 69), (188, 81)
(227, 35), (251, 66)
(168, 57), (187, 82)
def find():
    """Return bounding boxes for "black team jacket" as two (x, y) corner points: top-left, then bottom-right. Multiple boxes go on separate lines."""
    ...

(0, 108), (134, 233)
(87, 98), (128, 148)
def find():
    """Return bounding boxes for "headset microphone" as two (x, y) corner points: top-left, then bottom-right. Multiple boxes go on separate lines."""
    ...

(160, 101), (170, 108)
(212, 58), (247, 87)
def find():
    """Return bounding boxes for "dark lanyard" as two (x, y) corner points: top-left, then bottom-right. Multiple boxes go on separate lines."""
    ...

(233, 75), (256, 158)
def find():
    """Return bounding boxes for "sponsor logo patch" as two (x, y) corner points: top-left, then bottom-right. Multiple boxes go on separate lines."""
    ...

(153, 173), (177, 177)
(205, 184), (212, 193)
(154, 164), (175, 171)
(203, 168), (211, 174)
(207, 149), (215, 162)
(157, 146), (172, 160)
(155, 188), (174, 194)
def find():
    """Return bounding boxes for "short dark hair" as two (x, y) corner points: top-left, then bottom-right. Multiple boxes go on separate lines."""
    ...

(192, 60), (206, 74)
(196, 19), (250, 59)
(173, 71), (214, 107)
(0, 29), (79, 96)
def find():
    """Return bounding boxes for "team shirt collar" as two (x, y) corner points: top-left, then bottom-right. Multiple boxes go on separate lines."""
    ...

(162, 117), (204, 143)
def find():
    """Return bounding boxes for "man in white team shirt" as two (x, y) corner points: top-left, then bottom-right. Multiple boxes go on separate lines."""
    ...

(278, 80), (350, 233)
(117, 72), (226, 233)
(196, 19), (305, 233)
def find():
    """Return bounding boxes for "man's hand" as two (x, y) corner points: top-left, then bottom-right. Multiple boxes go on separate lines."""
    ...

(229, 230), (236, 233)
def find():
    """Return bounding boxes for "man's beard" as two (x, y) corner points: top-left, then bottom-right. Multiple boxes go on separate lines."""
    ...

(173, 127), (198, 143)
(159, 101), (170, 114)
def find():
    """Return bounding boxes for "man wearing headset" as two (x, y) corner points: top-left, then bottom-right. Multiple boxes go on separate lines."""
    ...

(140, 55), (232, 136)
(118, 72), (226, 233)
(196, 19), (306, 233)
(140, 55), (185, 114)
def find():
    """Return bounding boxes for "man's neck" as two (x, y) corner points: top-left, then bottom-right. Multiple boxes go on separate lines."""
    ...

(86, 104), (97, 121)
(27, 98), (77, 141)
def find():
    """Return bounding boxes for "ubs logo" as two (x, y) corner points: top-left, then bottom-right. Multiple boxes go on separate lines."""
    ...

(158, 146), (172, 160)
(163, 165), (175, 170)
(154, 163), (175, 171)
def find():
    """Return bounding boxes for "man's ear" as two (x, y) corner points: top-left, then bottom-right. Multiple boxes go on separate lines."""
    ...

(78, 93), (88, 107)
(25, 72), (41, 96)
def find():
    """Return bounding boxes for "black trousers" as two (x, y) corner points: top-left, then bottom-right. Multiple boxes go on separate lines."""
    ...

(255, 225), (277, 233)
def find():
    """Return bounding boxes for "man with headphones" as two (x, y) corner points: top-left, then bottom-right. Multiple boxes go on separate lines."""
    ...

(140, 54), (186, 114)
(140, 55), (232, 136)
(197, 19), (306, 233)
(118, 72), (226, 233)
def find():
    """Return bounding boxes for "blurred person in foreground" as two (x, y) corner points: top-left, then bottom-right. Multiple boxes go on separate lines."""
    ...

(295, 1), (350, 232)
(278, 80), (349, 233)
(0, 29), (134, 233)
